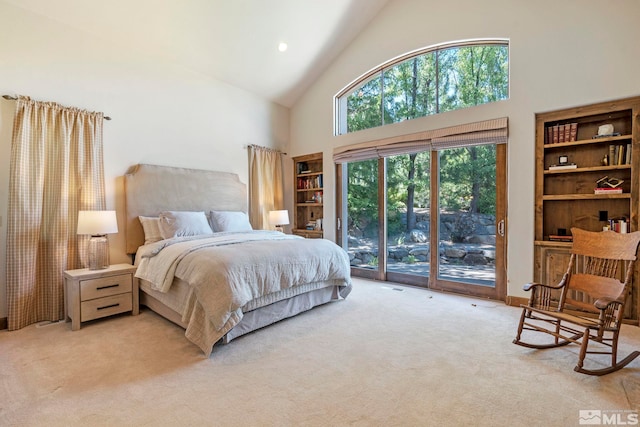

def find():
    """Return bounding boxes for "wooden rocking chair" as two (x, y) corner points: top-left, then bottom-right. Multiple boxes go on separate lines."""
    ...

(513, 227), (640, 375)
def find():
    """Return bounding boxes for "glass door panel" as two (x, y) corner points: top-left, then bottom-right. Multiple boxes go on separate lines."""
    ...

(435, 144), (497, 288)
(386, 152), (431, 283)
(345, 159), (380, 277)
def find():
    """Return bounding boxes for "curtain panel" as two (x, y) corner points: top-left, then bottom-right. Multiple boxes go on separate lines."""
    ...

(248, 145), (284, 229)
(6, 96), (106, 330)
(333, 117), (508, 163)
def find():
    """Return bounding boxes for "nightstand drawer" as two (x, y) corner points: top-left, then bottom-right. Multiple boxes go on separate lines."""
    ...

(80, 274), (132, 301)
(81, 293), (133, 322)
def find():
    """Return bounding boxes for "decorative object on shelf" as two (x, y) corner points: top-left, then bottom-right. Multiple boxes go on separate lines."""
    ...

(268, 210), (289, 232)
(558, 155), (569, 165)
(596, 176), (624, 188)
(77, 210), (118, 270)
(593, 123), (621, 138)
(548, 163), (577, 171)
(297, 161), (309, 174)
(595, 176), (624, 194)
(598, 124), (614, 136)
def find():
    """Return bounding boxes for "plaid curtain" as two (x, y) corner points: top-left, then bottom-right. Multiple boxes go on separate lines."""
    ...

(248, 145), (284, 230)
(6, 96), (105, 330)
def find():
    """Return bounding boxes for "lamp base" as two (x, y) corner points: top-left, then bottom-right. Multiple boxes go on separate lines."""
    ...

(275, 226), (284, 233)
(87, 235), (110, 270)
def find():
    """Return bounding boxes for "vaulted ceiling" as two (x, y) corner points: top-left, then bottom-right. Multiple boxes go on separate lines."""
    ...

(5, 0), (390, 107)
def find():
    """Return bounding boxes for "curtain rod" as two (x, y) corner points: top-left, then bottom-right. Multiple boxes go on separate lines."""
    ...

(245, 144), (287, 155)
(2, 94), (112, 120)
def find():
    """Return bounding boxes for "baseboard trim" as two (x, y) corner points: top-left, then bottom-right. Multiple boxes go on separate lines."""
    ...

(0, 317), (7, 330)
(506, 295), (528, 308)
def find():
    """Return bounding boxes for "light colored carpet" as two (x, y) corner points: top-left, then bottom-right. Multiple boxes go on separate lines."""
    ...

(1, 278), (639, 426)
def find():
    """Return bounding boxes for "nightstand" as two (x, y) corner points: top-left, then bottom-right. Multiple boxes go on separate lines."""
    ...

(64, 263), (139, 330)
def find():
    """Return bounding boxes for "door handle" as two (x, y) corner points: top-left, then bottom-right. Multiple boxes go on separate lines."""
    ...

(498, 219), (505, 237)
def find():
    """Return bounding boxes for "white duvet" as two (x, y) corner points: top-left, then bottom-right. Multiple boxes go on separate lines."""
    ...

(135, 231), (351, 355)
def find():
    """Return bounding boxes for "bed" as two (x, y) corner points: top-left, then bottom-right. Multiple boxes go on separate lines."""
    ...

(124, 163), (352, 356)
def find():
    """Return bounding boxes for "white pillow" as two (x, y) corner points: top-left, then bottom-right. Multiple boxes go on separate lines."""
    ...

(158, 211), (214, 239)
(209, 211), (253, 232)
(138, 216), (163, 244)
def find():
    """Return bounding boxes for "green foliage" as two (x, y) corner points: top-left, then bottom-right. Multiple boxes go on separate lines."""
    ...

(402, 254), (418, 264)
(344, 43), (508, 131)
(345, 44), (505, 237)
(347, 160), (379, 237)
(347, 75), (382, 132)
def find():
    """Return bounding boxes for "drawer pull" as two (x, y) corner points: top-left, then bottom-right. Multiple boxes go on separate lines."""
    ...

(97, 284), (120, 291)
(97, 303), (120, 311)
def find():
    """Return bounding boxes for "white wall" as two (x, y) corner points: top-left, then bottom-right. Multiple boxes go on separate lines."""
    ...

(289, 0), (640, 298)
(0, 2), (289, 318)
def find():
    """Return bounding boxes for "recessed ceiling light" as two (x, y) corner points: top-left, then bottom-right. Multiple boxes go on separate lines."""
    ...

(278, 42), (288, 52)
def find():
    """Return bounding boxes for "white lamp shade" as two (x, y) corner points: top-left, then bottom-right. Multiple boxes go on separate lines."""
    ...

(77, 210), (118, 235)
(268, 210), (290, 226)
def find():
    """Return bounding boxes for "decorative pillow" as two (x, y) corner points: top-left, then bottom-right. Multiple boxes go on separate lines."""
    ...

(138, 216), (163, 244)
(158, 211), (214, 239)
(209, 210), (253, 232)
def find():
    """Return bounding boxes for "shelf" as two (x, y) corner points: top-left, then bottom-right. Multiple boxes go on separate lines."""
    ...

(543, 134), (632, 149)
(297, 202), (322, 207)
(297, 171), (323, 177)
(534, 240), (572, 247)
(542, 193), (631, 201)
(296, 187), (324, 192)
(544, 164), (630, 174)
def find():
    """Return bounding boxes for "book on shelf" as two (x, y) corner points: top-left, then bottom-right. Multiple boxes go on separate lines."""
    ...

(594, 187), (623, 194)
(548, 163), (577, 171)
(558, 124), (565, 143)
(569, 123), (578, 141)
(604, 217), (629, 233)
(548, 234), (573, 242)
(547, 123), (578, 144)
(608, 144), (630, 166)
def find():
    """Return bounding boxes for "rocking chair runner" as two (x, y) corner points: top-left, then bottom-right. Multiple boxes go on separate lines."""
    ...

(513, 227), (640, 375)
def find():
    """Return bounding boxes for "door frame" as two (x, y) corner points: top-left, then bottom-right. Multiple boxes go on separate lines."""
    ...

(427, 143), (507, 300)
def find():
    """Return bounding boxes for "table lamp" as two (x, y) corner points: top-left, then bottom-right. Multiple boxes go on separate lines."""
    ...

(77, 210), (118, 270)
(268, 210), (290, 233)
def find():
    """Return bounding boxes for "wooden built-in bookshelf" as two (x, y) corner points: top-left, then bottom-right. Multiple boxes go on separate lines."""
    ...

(534, 96), (640, 321)
(292, 153), (323, 238)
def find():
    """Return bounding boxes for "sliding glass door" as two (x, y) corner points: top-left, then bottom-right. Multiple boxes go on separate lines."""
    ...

(429, 144), (506, 299)
(344, 159), (381, 279)
(339, 143), (506, 300)
(385, 151), (431, 286)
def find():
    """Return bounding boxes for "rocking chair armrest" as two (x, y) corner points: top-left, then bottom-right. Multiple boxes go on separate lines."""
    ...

(594, 297), (623, 311)
(522, 281), (565, 292)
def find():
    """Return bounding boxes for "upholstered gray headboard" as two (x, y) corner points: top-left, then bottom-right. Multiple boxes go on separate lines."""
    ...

(124, 163), (247, 254)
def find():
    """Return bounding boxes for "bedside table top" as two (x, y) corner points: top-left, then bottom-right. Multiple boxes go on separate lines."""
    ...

(63, 263), (137, 279)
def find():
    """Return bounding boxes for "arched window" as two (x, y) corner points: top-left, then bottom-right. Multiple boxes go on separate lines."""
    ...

(334, 39), (509, 135)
